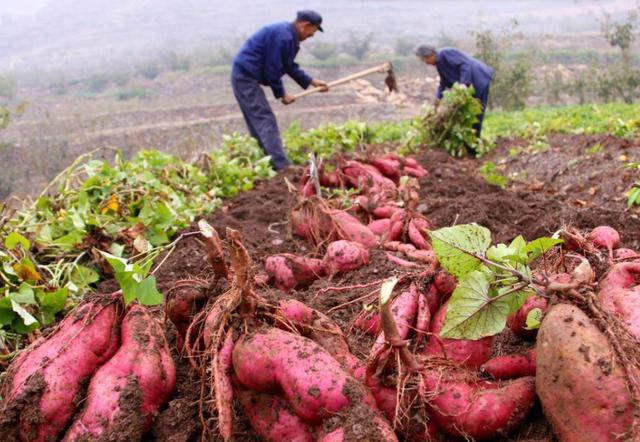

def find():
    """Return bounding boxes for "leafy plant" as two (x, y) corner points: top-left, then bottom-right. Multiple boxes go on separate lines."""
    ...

(394, 38), (415, 57)
(343, 33), (373, 61)
(308, 42), (339, 61)
(478, 161), (507, 188)
(430, 224), (562, 339)
(137, 62), (161, 80)
(99, 251), (162, 306)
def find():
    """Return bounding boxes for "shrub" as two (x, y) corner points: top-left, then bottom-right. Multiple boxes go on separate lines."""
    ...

(308, 42), (338, 61)
(137, 62), (161, 80)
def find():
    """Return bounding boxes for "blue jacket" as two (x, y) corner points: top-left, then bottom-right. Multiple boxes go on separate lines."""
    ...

(435, 48), (494, 99)
(233, 22), (313, 99)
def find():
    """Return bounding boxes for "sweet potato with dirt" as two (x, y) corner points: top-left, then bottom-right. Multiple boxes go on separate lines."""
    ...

(422, 302), (493, 369)
(370, 155), (402, 184)
(264, 254), (326, 292)
(330, 210), (378, 249)
(323, 240), (370, 276)
(598, 262), (640, 339)
(354, 310), (381, 336)
(507, 294), (548, 340)
(63, 305), (176, 441)
(342, 160), (397, 193)
(0, 300), (120, 442)
(421, 370), (536, 440)
(233, 327), (364, 423)
(434, 270), (456, 298)
(238, 390), (314, 442)
(368, 218), (392, 236)
(371, 284), (419, 356)
(536, 303), (635, 442)
(481, 349), (536, 380)
(166, 284), (207, 350)
(407, 217), (431, 250)
(588, 225), (620, 261)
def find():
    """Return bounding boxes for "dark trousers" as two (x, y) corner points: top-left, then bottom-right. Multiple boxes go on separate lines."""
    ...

(231, 69), (292, 170)
(473, 85), (490, 138)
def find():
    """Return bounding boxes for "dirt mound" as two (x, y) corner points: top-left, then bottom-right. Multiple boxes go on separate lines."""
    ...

(149, 134), (639, 441)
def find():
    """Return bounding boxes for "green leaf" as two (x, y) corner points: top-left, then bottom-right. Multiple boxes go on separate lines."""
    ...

(524, 237), (564, 262)
(441, 271), (509, 340)
(70, 265), (100, 287)
(38, 287), (68, 314)
(109, 243), (125, 257)
(0, 306), (15, 326)
(115, 272), (137, 305)
(525, 307), (543, 330)
(430, 224), (492, 279)
(503, 287), (535, 314)
(11, 300), (38, 326)
(9, 283), (37, 305)
(5, 232), (30, 250)
(99, 251), (128, 273)
(136, 276), (163, 306)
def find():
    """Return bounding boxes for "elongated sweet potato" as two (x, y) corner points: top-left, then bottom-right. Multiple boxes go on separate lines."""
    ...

(537, 303), (635, 442)
(63, 305), (176, 441)
(238, 390), (314, 442)
(265, 254), (325, 292)
(233, 327), (358, 423)
(407, 217), (431, 250)
(354, 310), (381, 336)
(422, 302), (493, 369)
(370, 156), (402, 184)
(330, 210), (378, 249)
(598, 262), (640, 339)
(507, 294), (548, 340)
(323, 240), (370, 276)
(372, 205), (402, 219)
(434, 270), (456, 298)
(368, 218), (392, 236)
(342, 160), (397, 193)
(0, 300), (120, 442)
(481, 349), (536, 380)
(371, 284), (419, 356)
(421, 370), (536, 440)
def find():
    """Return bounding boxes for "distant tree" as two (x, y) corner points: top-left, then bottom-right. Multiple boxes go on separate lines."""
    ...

(0, 75), (15, 99)
(308, 42), (338, 61)
(344, 33), (373, 61)
(437, 32), (459, 48)
(163, 51), (191, 72)
(137, 62), (161, 80)
(88, 74), (109, 93)
(0, 107), (9, 131)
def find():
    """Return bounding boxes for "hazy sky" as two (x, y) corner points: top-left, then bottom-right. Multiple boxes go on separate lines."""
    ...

(0, 0), (50, 17)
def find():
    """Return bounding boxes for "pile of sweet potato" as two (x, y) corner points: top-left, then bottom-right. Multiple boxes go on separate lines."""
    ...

(0, 298), (175, 442)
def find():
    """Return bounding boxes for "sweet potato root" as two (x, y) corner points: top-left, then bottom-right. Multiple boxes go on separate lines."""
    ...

(481, 349), (536, 380)
(265, 254), (325, 292)
(598, 262), (640, 339)
(323, 240), (370, 276)
(0, 300), (121, 442)
(63, 305), (176, 441)
(330, 210), (378, 249)
(422, 302), (493, 369)
(371, 284), (419, 356)
(536, 303), (635, 442)
(421, 370), (536, 440)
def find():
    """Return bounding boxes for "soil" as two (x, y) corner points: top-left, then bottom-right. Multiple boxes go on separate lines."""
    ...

(33, 133), (640, 441)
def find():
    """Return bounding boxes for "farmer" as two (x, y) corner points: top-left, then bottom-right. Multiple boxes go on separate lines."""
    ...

(231, 10), (329, 170)
(416, 45), (494, 148)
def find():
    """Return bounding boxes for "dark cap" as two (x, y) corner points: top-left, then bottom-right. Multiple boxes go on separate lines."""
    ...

(296, 10), (323, 32)
(415, 45), (437, 58)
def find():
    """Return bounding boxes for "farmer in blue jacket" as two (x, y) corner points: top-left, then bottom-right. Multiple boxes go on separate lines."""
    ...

(416, 45), (494, 150)
(232, 10), (329, 170)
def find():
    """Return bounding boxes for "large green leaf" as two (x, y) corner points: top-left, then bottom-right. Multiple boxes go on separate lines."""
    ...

(4, 232), (30, 250)
(524, 237), (563, 263)
(137, 276), (163, 306)
(441, 271), (510, 340)
(430, 224), (492, 278)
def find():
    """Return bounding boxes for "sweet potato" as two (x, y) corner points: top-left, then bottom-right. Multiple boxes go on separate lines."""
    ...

(238, 390), (314, 442)
(233, 327), (358, 423)
(166, 285), (207, 349)
(0, 300), (120, 442)
(330, 210), (378, 249)
(507, 294), (549, 340)
(415, 289), (431, 344)
(323, 240), (370, 276)
(598, 261), (640, 339)
(386, 252), (420, 268)
(289, 199), (335, 244)
(316, 415), (399, 442)
(421, 371), (536, 440)
(63, 305), (176, 441)
(277, 300), (360, 374)
(615, 248), (640, 260)
(354, 310), (381, 336)
(372, 205), (402, 219)
(587, 225), (620, 260)
(404, 166), (427, 178)
(434, 270), (456, 298)
(422, 302), (493, 369)
(370, 156), (402, 184)
(481, 349), (536, 380)
(536, 303), (635, 442)
(368, 218), (392, 236)
(342, 160), (397, 193)
(264, 254), (325, 292)
(407, 217), (431, 250)
(214, 330), (235, 440)
(371, 284), (419, 356)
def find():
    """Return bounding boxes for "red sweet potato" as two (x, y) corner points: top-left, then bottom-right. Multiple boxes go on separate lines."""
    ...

(214, 329), (235, 440)
(421, 371), (536, 440)
(404, 166), (427, 178)
(415, 290), (431, 344)
(422, 302), (493, 369)
(598, 261), (640, 339)
(316, 415), (399, 442)
(371, 284), (419, 356)
(166, 285), (207, 350)
(434, 270), (456, 298)
(354, 310), (381, 336)
(536, 303), (635, 442)
(0, 300), (120, 442)
(233, 328), (358, 423)
(372, 205), (403, 219)
(481, 349), (536, 380)
(342, 160), (397, 193)
(63, 305), (175, 441)
(615, 248), (640, 260)
(370, 156), (402, 184)
(507, 294), (549, 340)
(386, 252), (420, 268)
(238, 390), (314, 442)
(368, 218), (392, 236)
(330, 210), (378, 248)
(323, 240), (370, 275)
(407, 217), (431, 250)
(587, 225), (620, 260)
(264, 254), (325, 292)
